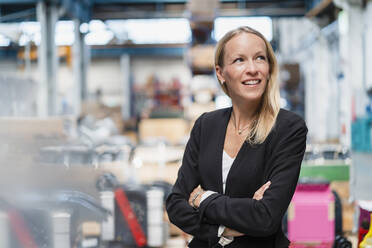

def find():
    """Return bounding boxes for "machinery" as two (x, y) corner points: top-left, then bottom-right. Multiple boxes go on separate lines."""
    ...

(97, 173), (171, 248)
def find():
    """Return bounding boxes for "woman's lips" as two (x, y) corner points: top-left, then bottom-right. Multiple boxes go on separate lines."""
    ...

(242, 79), (261, 85)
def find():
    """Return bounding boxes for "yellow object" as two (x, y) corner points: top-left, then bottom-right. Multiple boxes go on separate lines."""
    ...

(360, 213), (372, 248)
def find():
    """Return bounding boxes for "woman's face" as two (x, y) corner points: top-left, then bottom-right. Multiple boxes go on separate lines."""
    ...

(216, 32), (270, 104)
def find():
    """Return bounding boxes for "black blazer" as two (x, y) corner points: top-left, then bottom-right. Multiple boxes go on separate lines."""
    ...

(166, 107), (308, 248)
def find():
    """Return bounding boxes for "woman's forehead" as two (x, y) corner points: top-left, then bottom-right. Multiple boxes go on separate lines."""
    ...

(226, 33), (266, 52)
(223, 33), (267, 59)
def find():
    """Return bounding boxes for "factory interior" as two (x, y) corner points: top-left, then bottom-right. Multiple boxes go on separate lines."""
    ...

(0, 0), (372, 247)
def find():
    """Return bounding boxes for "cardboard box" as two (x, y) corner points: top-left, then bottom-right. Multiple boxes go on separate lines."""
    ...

(139, 118), (190, 145)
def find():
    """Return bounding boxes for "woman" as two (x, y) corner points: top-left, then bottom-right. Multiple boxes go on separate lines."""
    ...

(166, 26), (307, 247)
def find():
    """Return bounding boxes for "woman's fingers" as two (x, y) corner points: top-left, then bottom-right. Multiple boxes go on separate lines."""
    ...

(188, 190), (196, 205)
(253, 181), (271, 200)
(254, 181), (271, 199)
(223, 227), (244, 237)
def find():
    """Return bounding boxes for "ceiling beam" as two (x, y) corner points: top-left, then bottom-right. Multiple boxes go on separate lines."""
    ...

(0, 0), (91, 22)
(93, 0), (185, 3)
(0, 7), (35, 21)
(92, 0), (305, 4)
(305, 0), (332, 17)
(0, 0), (36, 3)
(1, 0), (306, 22)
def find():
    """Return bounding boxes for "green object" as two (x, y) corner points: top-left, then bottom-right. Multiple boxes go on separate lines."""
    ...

(299, 163), (350, 181)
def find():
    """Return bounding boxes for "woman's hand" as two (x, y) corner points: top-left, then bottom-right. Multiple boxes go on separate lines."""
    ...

(188, 181), (270, 237)
(223, 227), (244, 237)
(253, 181), (271, 200)
(221, 181), (271, 238)
(188, 186), (204, 209)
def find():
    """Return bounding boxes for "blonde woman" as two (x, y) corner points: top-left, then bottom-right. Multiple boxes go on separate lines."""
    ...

(166, 26), (307, 247)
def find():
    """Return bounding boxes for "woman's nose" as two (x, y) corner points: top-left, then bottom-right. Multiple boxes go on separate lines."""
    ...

(245, 60), (258, 75)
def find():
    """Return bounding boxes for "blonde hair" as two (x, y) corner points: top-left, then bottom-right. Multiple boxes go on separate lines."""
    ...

(215, 26), (281, 145)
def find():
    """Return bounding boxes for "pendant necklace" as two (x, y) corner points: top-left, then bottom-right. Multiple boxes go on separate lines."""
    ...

(231, 113), (250, 135)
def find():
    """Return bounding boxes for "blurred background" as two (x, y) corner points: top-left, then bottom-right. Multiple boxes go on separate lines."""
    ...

(0, 0), (372, 247)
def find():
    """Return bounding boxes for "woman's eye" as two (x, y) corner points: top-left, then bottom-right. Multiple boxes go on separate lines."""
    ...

(233, 58), (243, 63)
(257, 56), (266, 61)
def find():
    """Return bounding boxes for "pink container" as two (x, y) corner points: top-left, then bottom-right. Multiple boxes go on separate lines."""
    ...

(289, 243), (333, 248)
(288, 183), (335, 248)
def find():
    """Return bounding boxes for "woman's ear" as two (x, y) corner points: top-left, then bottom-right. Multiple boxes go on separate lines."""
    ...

(215, 65), (225, 85)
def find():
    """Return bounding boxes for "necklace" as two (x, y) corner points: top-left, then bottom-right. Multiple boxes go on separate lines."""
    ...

(231, 113), (251, 135)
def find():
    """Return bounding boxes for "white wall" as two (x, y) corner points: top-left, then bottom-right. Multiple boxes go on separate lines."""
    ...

(0, 59), (20, 76)
(276, 18), (318, 61)
(276, 18), (346, 144)
(86, 58), (123, 107)
(365, 1), (372, 91)
(87, 58), (122, 94)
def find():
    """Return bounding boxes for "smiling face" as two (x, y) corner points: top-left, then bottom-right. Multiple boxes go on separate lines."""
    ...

(216, 32), (270, 105)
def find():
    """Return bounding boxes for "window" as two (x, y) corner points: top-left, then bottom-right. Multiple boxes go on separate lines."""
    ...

(105, 18), (191, 44)
(214, 16), (272, 41)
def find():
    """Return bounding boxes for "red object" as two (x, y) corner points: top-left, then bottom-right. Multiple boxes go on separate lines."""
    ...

(359, 227), (369, 244)
(115, 188), (147, 247)
(8, 210), (38, 248)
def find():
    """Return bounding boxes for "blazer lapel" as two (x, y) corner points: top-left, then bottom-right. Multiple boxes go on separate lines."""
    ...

(215, 107), (232, 194)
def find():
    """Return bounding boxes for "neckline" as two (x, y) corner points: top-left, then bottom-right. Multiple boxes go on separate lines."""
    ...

(223, 150), (236, 160)
(222, 107), (246, 155)
(219, 107), (246, 194)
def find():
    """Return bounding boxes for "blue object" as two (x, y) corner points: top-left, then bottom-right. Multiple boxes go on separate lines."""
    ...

(352, 117), (372, 152)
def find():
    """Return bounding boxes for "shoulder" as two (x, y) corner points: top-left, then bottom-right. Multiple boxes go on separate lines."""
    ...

(191, 107), (230, 134)
(264, 109), (308, 153)
(201, 107), (231, 120)
(191, 107), (230, 138)
(274, 108), (307, 132)
(194, 107), (231, 125)
(267, 109), (308, 145)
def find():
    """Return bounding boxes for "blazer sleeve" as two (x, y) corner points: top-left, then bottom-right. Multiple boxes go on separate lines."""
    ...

(165, 114), (220, 244)
(199, 117), (308, 237)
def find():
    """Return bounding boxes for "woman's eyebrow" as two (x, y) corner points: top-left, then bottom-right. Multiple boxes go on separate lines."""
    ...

(253, 50), (266, 56)
(225, 53), (241, 61)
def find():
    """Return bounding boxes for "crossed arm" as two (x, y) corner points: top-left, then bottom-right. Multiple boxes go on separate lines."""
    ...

(165, 115), (307, 244)
(188, 181), (272, 237)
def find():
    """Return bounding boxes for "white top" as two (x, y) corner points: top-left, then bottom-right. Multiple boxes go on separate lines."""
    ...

(200, 150), (235, 202)
(199, 150), (236, 245)
(222, 150), (235, 193)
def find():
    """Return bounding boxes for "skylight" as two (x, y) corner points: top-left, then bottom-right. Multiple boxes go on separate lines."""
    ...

(105, 18), (191, 44)
(1, 17), (270, 47)
(18, 21), (75, 46)
(214, 16), (272, 41)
